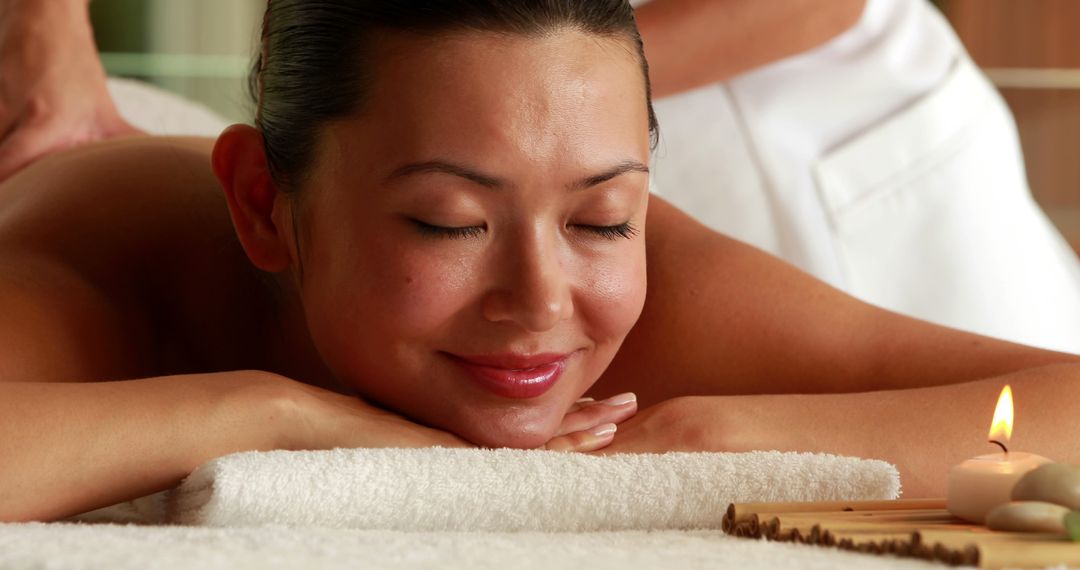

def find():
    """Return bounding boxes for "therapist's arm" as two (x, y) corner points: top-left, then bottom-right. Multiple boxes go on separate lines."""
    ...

(636, 0), (866, 97)
(0, 0), (136, 181)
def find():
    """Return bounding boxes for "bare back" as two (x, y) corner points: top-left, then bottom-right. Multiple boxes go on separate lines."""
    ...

(0, 136), (278, 383)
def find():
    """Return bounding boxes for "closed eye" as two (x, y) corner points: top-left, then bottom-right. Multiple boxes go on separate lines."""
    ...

(411, 219), (486, 239)
(576, 222), (639, 241)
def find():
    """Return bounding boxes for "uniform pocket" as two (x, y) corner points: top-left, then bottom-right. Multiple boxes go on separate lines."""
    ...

(812, 56), (1080, 352)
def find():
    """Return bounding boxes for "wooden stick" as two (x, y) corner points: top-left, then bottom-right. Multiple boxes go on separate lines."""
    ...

(724, 499), (946, 526)
(774, 508), (954, 518)
(787, 526), (976, 565)
(775, 511), (961, 524)
(765, 511), (981, 533)
(775, 518), (981, 535)
(815, 529), (915, 545)
(830, 509), (953, 517)
(976, 541), (1080, 569)
(728, 513), (978, 540)
(918, 530), (1067, 545)
(723, 499), (1080, 569)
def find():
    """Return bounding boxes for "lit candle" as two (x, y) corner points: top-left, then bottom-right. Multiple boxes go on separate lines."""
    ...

(946, 385), (1054, 523)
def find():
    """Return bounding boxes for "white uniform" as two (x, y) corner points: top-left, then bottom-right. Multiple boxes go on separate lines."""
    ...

(643, 0), (1080, 353)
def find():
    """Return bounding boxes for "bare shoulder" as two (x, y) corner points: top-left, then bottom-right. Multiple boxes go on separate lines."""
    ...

(0, 136), (266, 383)
(0, 136), (223, 271)
(596, 196), (1072, 406)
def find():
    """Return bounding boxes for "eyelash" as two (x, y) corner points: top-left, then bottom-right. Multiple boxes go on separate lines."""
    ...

(411, 220), (486, 240)
(586, 222), (639, 241)
(410, 220), (638, 241)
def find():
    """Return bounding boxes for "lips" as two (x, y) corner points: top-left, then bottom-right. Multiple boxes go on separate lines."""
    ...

(444, 352), (571, 399)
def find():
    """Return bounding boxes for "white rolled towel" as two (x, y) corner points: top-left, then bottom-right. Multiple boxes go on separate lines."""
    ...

(167, 448), (900, 531)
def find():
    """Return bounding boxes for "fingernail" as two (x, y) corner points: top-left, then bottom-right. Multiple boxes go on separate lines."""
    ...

(590, 423), (617, 438)
(575, 397), (596, 404)
(604, 392), (637, 406)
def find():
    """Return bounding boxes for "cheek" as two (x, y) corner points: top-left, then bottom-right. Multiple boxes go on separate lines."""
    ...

(576, 243), (647, 351)
(301, 227), (480, 383)
(375, 248), (478, 336)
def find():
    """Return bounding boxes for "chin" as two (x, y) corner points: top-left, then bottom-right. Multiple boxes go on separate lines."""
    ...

(464, 427), (552, 449)
(448, 404), (563, 449)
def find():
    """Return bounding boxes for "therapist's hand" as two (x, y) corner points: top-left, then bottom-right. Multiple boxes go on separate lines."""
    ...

(0, 0), (139, 182)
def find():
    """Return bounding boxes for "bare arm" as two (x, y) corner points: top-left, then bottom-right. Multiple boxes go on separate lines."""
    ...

(0, 372), (296, 522)
(636, 0), (866, 97)
(602, 365), (1080, 496)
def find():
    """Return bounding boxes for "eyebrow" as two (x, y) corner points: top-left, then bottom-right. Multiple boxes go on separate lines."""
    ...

(385, 159), (650, 191)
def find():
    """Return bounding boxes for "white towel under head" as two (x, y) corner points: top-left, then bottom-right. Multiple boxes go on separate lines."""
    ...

(167, 448), (900, 531)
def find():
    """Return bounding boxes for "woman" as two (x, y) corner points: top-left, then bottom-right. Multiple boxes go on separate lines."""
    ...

(0, 0), (1077, 522)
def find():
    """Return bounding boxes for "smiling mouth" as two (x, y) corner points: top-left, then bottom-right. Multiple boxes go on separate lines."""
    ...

(442, 351), (573, 399)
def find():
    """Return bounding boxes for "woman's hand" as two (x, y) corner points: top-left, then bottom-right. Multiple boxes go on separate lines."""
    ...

(591, 396), (735, 454)
(276, 376), (639, 453)
(0, 0), (140, 181)
(542, 392), (639, 451)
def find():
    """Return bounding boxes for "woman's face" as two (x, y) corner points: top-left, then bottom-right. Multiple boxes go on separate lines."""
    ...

(293, 29), (651, 448)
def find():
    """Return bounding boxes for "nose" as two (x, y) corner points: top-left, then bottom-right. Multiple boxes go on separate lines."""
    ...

(481, 229), (574, 332)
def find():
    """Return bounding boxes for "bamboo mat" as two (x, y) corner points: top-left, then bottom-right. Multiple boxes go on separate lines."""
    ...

(721, 499), (1080, 569)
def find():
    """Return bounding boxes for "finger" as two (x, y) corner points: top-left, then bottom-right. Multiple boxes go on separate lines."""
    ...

(556, 393), (636, 435)
(0, 121), (65, 182)
(564, 397), (596, 414)
(552, 392), (637, 437)
(542, 423), (617, 452)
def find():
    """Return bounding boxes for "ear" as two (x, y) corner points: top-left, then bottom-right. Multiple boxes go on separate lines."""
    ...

(212, 124), (294, 273)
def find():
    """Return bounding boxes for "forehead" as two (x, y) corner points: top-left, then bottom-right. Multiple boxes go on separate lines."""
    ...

(318, 29), (651, 180)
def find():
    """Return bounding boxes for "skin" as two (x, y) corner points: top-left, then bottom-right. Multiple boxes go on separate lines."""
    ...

(635, 0), (866, 97)
(1, 27), (1079, 522)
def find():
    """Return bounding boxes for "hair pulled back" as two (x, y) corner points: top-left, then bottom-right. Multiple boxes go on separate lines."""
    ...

(251, 0), (660, 191)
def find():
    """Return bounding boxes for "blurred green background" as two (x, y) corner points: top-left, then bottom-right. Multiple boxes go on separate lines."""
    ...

(91, 0), (262, 121)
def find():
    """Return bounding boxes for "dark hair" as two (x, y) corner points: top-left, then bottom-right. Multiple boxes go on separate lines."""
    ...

(251, 0), (660, 191)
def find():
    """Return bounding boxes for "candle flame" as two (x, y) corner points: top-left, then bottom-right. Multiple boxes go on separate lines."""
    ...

(987, 385), (1014, 443)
